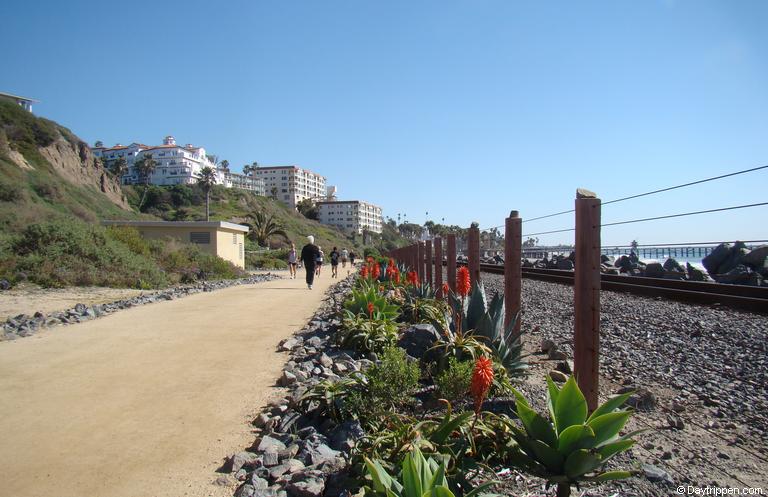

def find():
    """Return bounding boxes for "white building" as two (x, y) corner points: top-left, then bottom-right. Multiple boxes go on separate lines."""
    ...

(92, 136), (264, 194)
(317, 200), (383, 234)
(252, 166), (327, 208)
(222, 170), (265, 195)
(0, 91), (38, 112)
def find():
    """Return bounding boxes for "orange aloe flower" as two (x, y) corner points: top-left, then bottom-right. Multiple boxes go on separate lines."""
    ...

(360, 266), (369, 278)
(456, 266), (471, 297)
(442, 282), (450, 297)
(471, 356), (494, 415)
(367, 302), (374, 319)
(372, 263), (381, 280)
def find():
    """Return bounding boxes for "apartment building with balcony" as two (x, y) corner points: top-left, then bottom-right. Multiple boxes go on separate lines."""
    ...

(317, 200), (383, 234)
(222, 170), (265, 195)
(252, 166), (327, 208)
(92, 136), (221, 187)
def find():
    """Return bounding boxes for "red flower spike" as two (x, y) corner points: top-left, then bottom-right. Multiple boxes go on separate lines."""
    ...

(471, 356), (494, 415)
(367, 302), (374, 319)
(360, 266), (369, 278)
(442, 282), (450, 297)
(456, 267), (471, 297)
(372, 263), (381, 279)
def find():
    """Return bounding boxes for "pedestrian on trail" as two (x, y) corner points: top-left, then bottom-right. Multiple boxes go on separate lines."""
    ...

(287, 243), (298, 279)
(301, 236), (320, 289)
(341, 248), (349, 268)
(330, 246), (340, 278)
(315, 246), (324, 277)
(349, 251), (356, 267)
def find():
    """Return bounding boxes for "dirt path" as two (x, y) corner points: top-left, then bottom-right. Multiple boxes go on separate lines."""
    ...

(0, 272), (340, 497)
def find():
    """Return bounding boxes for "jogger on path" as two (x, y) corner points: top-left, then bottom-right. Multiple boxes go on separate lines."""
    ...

(300, 236), (320, 289)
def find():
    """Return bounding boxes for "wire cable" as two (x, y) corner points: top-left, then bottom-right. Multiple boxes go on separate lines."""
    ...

(601, 202), (768, 228)
(603, 164), (768, 206)
(484, 164), (768, 231)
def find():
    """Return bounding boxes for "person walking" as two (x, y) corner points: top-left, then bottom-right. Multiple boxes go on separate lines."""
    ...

(315, 246), (324, 277)
(349, 251), (356, 267)
(330, 246), (340, 278)
(341, 248), (349, 268)
(301, 236), (320, 289)
(287, 243), (298, 279)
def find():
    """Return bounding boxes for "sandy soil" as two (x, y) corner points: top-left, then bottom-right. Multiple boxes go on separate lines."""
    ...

(0, 284), (145, 321)
(0, 272), (338, 497)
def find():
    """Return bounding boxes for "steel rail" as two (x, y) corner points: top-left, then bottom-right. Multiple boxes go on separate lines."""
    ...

(475, 263), (768, 314)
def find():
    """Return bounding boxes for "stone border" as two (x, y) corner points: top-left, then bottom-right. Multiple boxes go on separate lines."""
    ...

(222, 275), (364, 497)
(1, 273), (282, 341)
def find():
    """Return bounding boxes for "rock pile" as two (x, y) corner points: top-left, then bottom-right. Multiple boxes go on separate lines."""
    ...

(1, 274), (280, 341)
(703, 242), (768, 286)
(228, 276), (364, 497)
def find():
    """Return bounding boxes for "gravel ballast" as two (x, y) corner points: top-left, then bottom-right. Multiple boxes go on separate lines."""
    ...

(482, 273), (768, 494)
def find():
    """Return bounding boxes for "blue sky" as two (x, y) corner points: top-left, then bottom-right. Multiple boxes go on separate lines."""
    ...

(2, 0), (766, 246)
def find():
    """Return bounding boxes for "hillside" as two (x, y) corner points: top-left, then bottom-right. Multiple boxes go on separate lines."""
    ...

(0, 99), (409, 286)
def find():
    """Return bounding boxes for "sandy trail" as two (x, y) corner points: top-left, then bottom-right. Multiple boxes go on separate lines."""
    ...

(0, 285), (144, 321)
(0, 272), (339, 497)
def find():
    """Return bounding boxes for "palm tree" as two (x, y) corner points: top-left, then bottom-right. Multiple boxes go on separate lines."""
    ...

(111, 157), (128, 178)
(197, 166), (217, 221)
(219, 159), (229, 171)
(246, 211), (289, 247)
(135, 153), (157, 209)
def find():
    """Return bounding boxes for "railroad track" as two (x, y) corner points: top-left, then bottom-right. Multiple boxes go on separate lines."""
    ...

(476, 263), (768, 313)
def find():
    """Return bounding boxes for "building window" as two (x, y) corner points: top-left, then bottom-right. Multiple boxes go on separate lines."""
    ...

(190, 232), (211, 244)
(233, 233), (237, 244)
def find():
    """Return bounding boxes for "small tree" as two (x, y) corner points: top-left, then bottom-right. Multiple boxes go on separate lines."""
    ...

(523, 237), (539, 248)
(94, 140), (104, 147)
(111, 157), (128, 178)
(197, 166), (217, 221)
(246, 211), (289, 247)
(296, 199), (318, 220)
(135, 153), (157, 209)
(270, 186), (278, 200)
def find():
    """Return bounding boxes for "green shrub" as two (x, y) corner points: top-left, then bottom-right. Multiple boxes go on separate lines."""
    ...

(0, 178), (21, 202)
(105, 226), (151, 256)
(366, 347), (420, 409)
(434, 357), (473, 403)
(10, 220), (167, 288)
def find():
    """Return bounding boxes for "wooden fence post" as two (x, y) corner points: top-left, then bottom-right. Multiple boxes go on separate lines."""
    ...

(417, 242), (425, 283)
(468, 225), (480, 286)
(574, 188), (601, 412)
(434, 237), (443, 297)
(505, 211), (522, 332)
(447, 234), (457, 291)
(411, 244), (417, 273)
(425, 240), (433, 288)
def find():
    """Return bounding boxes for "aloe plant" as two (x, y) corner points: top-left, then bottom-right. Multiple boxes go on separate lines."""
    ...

(345, 285), (401, 320)
(363, 447), (495, 497)
(505, 376), (641, 497)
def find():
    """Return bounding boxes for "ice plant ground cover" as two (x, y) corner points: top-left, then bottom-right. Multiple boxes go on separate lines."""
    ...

(296, 256), (643, 496)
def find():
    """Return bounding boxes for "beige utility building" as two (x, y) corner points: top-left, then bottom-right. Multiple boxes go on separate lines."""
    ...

(102, 221), (249, 268)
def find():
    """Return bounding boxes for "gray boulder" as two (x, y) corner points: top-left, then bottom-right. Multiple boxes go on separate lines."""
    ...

(686, 263), (710, 282)
(328, 420), (365, 452)
(714, 265), (763, 286)
(743, 245), (768, 269)
(716, 241), (749, 274)
(644, 262), (664, 279)
(703, 243), (731, 275)
(556, 258), (574, 270)
(397, 324), (439, 360)
(662, 258), (683, 272)
(286, 470), (325, 497)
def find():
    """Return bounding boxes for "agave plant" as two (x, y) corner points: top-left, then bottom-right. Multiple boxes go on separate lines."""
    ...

(504, 376), (641, 497)
(344, 286), (400, 320)
(363, 447), (495, 497)
(437, 282), (527, 378)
